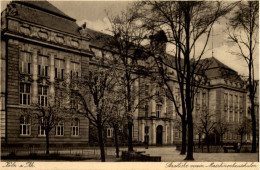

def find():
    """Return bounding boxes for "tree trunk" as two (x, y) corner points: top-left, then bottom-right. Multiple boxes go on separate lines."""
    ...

(114, 125), (119, 158)
(184, 4), (194, 161)
(220, 134), (223, 147)
(198, 133), (201, 148)
(206, 134), (210, 153)
(240, 134), (243, 150)
(180, 118), (186, 155)
(128, 121), (133, 151)
(250, 104), (257, 153)
(98, 126), (106, 162)
(46, 130), (50, 155)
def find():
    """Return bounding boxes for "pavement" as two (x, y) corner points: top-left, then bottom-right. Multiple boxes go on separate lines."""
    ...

(1, 146), (259, 162)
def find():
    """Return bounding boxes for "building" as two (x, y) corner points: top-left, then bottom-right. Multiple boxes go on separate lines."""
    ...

(1, 0), (258, 148)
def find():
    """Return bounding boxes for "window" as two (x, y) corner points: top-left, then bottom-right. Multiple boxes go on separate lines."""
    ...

(224, 93), (228, 105)
(202, 93), (206, 105)
(56, 122), (64, 136)
(145, 104), (149, 118)
(71, 118), (79, 136)
(235, 95), (238, 107)
(55, 59), (65, 79)
(107, 128), (113, 138)
(229, 94), (233, 106)
(155, 86), (160, 96)
(175, 87), (180, 105)
(38, 118), (46, 136)
(196, 92), (200, 105)
(20, 83), (31, 105)
(145, 85), (149, 96)
(38, 85), (48, 106)
(71, 62), (80, 79)
(20, 52), (31, 74)
(38, 55), (49, 76)
(229, 111), (233, 122)
(156, 104), (162, 118)
(20, 115), (31, 135)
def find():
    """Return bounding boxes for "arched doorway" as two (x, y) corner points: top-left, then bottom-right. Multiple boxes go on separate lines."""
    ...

(156, 125), (163, 145)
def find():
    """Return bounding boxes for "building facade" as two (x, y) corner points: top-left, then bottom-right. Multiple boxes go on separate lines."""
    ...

(1, 1), (258, 147)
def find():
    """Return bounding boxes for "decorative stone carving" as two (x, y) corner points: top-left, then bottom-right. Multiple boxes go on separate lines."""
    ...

(8, 19), (91, 52)
(7, 3), (18, 16)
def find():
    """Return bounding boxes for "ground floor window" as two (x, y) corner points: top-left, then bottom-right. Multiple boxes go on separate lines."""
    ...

(56, 122), (64, 136)
(20, 115), (31, 135)
(38, 118), (46, 136)
(107, 128), (113, 138)
(71, 118), (79, 136)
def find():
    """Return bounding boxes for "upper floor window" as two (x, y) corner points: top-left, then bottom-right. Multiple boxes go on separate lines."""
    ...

(38, 85), (48, 106)
(202, 92), (206, 105)
(239, 96), (243, 108)
(20, 115), (31, 135)
(38, 55), (49, 76)
(71, 118), (80, 136)
(55, 122), (64, 136)
(235, 95), (238, 106)
(156, 104), (162, 118)
(71, 62), (80, 79)
(229, 94), (233, 106)
(196, 91), (200, 105)
(20, 83), (31, 105)
(145, 85), (149, 96)
(55, 59), (65, 80)
(145, 104), (149, 118)
(20, 52), (31, 74)
(224, 93), (228, 105)
(107, 128), (113, 138)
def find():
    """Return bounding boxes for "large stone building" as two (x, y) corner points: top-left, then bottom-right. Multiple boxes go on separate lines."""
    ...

(1, 1), (258, 148)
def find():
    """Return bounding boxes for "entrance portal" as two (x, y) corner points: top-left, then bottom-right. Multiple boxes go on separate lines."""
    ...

(156, 125), (163, 145)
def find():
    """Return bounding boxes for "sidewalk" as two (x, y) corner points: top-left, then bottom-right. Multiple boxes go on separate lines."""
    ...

(1, 146), (259, 162)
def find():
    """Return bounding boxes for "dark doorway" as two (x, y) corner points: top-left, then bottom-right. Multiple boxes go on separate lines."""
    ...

(156, 125), (163, 145)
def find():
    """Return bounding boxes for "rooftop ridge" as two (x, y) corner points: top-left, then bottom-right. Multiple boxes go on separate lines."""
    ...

(15, 0), (76, 21)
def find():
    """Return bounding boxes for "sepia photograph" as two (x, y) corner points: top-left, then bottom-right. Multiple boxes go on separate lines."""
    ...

(0, 0), (259, 169)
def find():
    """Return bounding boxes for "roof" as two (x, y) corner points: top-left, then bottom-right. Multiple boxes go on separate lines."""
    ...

(16, 1), (75, 21)
(87, 28), (114, 50)
(10, 0), (81, 36)
(202, 57), (241, 80)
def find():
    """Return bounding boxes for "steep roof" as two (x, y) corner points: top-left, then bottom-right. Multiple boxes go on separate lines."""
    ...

(11, 0), (81, 36)
(16, 1), (75, 21)
(202, 57), (241, 80)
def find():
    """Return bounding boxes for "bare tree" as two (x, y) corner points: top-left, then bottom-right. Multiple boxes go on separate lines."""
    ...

(138, 1), (233, 159)
(227, 1), (259, 153)
(23, 88), (70, 155)
(235, 116), (251, 150)
(198, 110), (217, 153)
(106, 6), (149, 152)
(214, 119), (229, 147)
(66, 61), (118, 162)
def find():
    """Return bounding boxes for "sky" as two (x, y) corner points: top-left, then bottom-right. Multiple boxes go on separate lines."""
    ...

(1, 0), (259, 79)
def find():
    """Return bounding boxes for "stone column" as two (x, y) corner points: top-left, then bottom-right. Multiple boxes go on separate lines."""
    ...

(141, 120), (145, 142)
(152, 121), (156, 144)
(65, 56), (70, 82)
(170, 121), (174, 144)
(32, 48), (38, 104)
(49, 52), (55, 96)
(162, 94), (167, 117)
(151, 99), (156, 117)
(165, 123), (168, 144)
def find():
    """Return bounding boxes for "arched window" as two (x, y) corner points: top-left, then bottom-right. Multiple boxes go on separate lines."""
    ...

(71, 118), (79, 136)
(20, 115), (31, 135)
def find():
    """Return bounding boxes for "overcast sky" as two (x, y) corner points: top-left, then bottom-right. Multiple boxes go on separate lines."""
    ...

(1, 0), (259, 78)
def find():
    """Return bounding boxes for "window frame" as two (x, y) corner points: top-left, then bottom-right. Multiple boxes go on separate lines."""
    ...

(55, 122), (64, 136)
(38, 85), (48, 106)
(19, 83), (31, 105)
(107, 128), (113, 138)
(20, 115), (31, 136)
(156, 104), (162, 118)
(71, 118), (80, 136)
